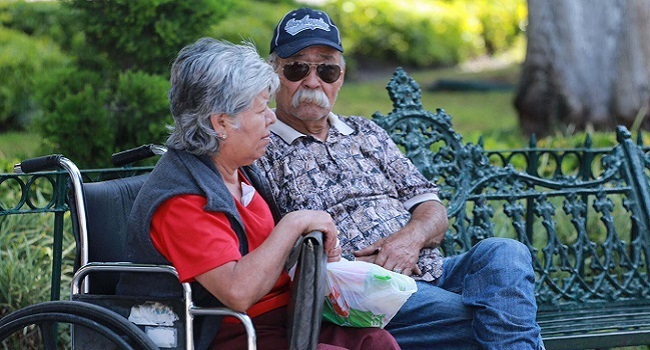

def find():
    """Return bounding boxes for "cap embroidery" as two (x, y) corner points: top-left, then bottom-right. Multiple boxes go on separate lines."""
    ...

(284, 15), (331, 36)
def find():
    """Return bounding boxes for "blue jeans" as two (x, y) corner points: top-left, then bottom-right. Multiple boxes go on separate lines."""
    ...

(385, 238), (544, 349)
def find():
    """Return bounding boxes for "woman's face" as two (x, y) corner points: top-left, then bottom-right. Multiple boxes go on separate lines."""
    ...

(214, 89), (277, 166)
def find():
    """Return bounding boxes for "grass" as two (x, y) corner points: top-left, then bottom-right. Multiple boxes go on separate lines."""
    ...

(336, 59), (524, 147)
(0, 131), (41, 162)
(339, 78), (519, 133)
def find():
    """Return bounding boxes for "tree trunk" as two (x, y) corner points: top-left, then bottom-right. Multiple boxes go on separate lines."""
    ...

(514, 0), (650, 137)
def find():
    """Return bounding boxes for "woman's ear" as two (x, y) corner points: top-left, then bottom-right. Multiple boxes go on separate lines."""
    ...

(209, 113), (228, 133)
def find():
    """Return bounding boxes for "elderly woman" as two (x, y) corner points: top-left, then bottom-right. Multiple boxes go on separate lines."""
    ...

(120, 38), (400, 350)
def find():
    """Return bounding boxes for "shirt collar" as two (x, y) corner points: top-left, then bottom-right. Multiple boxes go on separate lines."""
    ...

(270, 112), (355, 144)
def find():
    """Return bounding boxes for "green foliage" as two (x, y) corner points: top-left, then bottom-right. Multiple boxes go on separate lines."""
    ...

(0, 27), (69, 130)
(210, 0), (296, 56)
(64, 0), (237, 76)
(0, 211), (75, 348)
(0, 189), (75, 310)
(209, 0), (525, 68)
(0, 0), (527, 146)
(468, 0), (526, 55)
(0, 0), (67, 40)
(253, 0), (296, 4)
(0, 132), (40, 171)
(15, 0), (227, 167)
(324, 0), (526, 68)
(33, 67), (170, 169)
(111, 70), (172, 151)
(0, 217), (53, 311)
(33, 68), (114, 168)
(535, 131), (617, 149)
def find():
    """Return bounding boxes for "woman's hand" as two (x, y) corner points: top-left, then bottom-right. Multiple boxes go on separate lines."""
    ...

(198, 209), (340, 311)
(280, 210), (340, 260)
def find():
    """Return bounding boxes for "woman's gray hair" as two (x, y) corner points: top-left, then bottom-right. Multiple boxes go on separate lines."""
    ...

(167, 38), (279, 155)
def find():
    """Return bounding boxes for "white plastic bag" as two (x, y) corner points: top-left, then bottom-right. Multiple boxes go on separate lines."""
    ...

(323, 259), (417, 328)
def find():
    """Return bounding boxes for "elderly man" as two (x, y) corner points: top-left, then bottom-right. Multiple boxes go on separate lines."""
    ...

(256, 7), (545, 350)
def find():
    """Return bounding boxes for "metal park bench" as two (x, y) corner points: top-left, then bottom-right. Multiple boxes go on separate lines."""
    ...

(373, 68), (650, 349)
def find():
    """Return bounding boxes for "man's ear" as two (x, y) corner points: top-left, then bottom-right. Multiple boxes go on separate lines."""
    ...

(209, 113), (228, 133)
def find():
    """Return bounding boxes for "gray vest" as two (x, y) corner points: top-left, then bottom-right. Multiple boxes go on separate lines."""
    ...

(117, 148), (280, 350)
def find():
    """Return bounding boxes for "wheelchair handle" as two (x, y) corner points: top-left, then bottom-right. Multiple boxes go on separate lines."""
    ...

(16, 154), (89, 287)
(14, 154), (64, 174)
(111, 144), (167, 167)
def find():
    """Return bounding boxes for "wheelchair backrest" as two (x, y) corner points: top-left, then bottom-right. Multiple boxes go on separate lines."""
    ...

(69, 174), (149, 295)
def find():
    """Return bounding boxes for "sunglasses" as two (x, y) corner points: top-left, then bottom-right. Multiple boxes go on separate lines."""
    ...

(282, 62), (342, 83)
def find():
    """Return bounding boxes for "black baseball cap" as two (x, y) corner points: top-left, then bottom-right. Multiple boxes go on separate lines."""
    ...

(270, 7), (343, 58)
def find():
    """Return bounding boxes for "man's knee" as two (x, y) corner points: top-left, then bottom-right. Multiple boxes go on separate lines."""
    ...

(477, 239), (537, 294)
(475, 237), (533, 266)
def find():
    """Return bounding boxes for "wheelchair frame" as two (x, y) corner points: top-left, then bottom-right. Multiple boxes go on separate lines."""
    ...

(2, 147), (257, 350)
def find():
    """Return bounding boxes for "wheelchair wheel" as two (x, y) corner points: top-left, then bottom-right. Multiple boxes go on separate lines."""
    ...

(0, 300), (159, 350)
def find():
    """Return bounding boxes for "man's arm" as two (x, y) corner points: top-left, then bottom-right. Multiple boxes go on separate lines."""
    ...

(354, 200), (448, 276)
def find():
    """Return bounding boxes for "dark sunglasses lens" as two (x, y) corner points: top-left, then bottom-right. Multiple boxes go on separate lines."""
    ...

(283, 63), (310, 82)
(317, 64), (341, 83)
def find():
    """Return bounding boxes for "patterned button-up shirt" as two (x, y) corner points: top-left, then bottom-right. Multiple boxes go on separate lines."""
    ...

(256, 113), (443, 281)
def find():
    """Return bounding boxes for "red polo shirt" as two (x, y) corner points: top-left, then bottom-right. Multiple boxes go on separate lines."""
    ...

(150, 184), (291, 320)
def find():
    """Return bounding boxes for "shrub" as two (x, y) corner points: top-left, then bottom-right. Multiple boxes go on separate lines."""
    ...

(0, 27), (69, 131)
(0, 0), (67, 39)
(33, 68), (113, 168)
(63, 0), (237, 76)
(33, 68), (170, 169)
(111, 70), (172, 152)
(324, 0), (526, 68)
(23, 0), (230, 168)
(470, 0), (527, 55)
(211, 0), (525, 68)
(328, 0), (474, 67)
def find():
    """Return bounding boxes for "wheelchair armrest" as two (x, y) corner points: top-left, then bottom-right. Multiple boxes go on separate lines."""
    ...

(71, 262), (180, 296)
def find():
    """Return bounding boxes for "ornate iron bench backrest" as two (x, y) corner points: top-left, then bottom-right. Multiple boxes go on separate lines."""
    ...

(372, 68), (650, 311)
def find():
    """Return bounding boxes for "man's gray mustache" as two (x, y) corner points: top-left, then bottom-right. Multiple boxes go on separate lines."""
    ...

(293, 89), (330, 108)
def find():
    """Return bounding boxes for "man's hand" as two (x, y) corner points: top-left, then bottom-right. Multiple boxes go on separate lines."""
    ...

(354, 230), (422, 276)
(353, 201), (448, 276)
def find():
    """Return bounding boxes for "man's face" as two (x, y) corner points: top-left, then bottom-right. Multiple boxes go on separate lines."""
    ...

(274, 45), (345, 123)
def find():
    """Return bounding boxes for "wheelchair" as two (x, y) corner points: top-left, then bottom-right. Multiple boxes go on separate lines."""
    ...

(0, 145), (326, 350)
